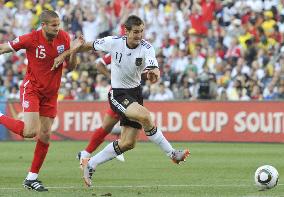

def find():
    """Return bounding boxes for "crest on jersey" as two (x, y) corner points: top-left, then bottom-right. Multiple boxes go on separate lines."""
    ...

(135, 58), (142, 66)
(57, 45), (65, 54)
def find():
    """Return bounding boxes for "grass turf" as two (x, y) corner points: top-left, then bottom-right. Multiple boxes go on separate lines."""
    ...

(0, 141), (283, 197)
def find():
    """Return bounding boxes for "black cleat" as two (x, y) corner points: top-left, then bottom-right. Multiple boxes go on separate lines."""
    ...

(23, 179), (48, 192)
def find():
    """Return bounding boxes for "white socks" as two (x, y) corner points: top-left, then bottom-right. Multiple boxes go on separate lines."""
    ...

(88, 127), (174, 169)
(26, 172), (38, 180)
(88, 142), (118, 169)
(146, 127), (174, 156)
(81, 150), (91, 158)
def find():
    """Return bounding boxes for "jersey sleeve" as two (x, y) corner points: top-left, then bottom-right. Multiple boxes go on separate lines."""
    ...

(144, 46), (159, 70)
(8, 33), (33, 52)
(100, 53), (111, 65)
(93, 36), (113, 52)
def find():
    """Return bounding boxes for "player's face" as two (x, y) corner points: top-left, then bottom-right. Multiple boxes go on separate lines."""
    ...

(126, 24), (144, 48)
(42, 17), (60, 40)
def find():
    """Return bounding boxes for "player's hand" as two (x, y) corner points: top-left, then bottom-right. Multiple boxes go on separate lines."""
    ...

(71, 35), (85, 52)
(51, 52), (67, 71)
(51, 36), (85, 71)
(147, 68), (160, 84)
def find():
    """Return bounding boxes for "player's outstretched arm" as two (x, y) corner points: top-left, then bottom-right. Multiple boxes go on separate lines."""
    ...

(51, 37), (84, 70)
(77, 42), (93, 52)
(0, 43), (13, 55)
(68, 37), (85, 70)
(95, 61), (111, 79)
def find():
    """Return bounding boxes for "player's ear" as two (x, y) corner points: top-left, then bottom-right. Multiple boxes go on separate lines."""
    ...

(41, 22), (46, 28)
(125, 26), (131, 35)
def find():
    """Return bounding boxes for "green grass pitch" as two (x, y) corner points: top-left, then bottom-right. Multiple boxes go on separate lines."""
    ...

(0, 141), (283, 197)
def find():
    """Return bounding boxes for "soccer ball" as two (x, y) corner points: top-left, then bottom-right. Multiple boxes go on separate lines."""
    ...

(254, 165), (279, 190)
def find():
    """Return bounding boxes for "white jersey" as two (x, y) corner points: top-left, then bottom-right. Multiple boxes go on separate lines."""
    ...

(93, 36), (158, 88)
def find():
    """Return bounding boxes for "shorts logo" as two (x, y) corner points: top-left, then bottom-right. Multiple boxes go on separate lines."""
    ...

(135, 58), (142, 66)
(57, 45), (65, 54)
(123, 99), (129, 106)
(22, 100), (29, 109)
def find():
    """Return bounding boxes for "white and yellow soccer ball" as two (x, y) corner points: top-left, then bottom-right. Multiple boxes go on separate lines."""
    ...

(254, 165), (279, 190)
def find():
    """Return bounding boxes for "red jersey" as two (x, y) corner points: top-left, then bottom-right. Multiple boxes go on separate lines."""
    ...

(9, 29), (70, 96)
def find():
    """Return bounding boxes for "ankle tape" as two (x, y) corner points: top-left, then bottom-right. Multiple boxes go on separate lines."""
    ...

(145, 127), (157, 136)
(113, 140), (123, 155)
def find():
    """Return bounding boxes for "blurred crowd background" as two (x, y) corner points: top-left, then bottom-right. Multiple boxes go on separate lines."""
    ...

(1, 0), (284, 101)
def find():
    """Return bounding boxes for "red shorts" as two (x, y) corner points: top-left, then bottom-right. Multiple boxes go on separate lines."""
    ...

(20, 80), (58, 118)
(106, 108), (119, 120)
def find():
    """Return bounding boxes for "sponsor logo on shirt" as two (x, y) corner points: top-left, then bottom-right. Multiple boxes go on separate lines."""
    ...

(22, 100), (29, 109)
(57, 45), (65, 54)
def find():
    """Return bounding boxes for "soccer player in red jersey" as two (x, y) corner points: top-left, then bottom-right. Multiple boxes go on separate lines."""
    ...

(0, 10), (83, 192)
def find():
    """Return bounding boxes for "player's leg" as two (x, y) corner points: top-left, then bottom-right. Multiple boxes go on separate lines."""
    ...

(22, 112), (41, 138)
(0, 112), (25, 137)
(125, 102), (174, 154)
(28, 116), (52, 176)
(0, 83), (40, 138)
(23, 94), (56, 192)
(23, 116), (53, 192)
(79, 109), (119, 159)
(78, 112), (122, 167)
(0, 111), (44, 139)
(125, 102), (190, 164)
(83, 87), (143, 187)
(3, 111), (42, 138)
(83, 126), (139, 187)
(88, 126), (138, 167)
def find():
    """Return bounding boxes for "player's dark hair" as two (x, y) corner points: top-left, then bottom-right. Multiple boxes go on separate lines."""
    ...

(124, 15), (144, 31)
(40, 10), (59, 24)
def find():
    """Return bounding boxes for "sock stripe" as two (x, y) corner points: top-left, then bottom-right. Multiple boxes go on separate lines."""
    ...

(113, 140), (122, 155)
(145, 127), (157, 136)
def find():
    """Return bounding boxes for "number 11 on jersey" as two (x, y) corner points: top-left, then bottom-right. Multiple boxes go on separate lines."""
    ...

(115, 52), (122, 63)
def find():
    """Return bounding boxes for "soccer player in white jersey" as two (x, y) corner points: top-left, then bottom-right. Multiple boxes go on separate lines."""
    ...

(54, 15), (190, 187)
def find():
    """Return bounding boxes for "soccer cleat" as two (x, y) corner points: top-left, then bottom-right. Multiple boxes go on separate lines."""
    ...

(23, 179), (48, 192)
(115, 154), (125, 162)
(77, 151), (90, 170)
(81, 158), (94, 187)
(171, 149), (190, 164)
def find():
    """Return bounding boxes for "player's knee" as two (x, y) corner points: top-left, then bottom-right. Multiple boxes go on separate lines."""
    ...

(138, 110), (152, 125)
(120, 141), (136, 151)
(23, 130), (37, 138)
(38, 131), (50, 143)
(23, 132), (36, 138)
